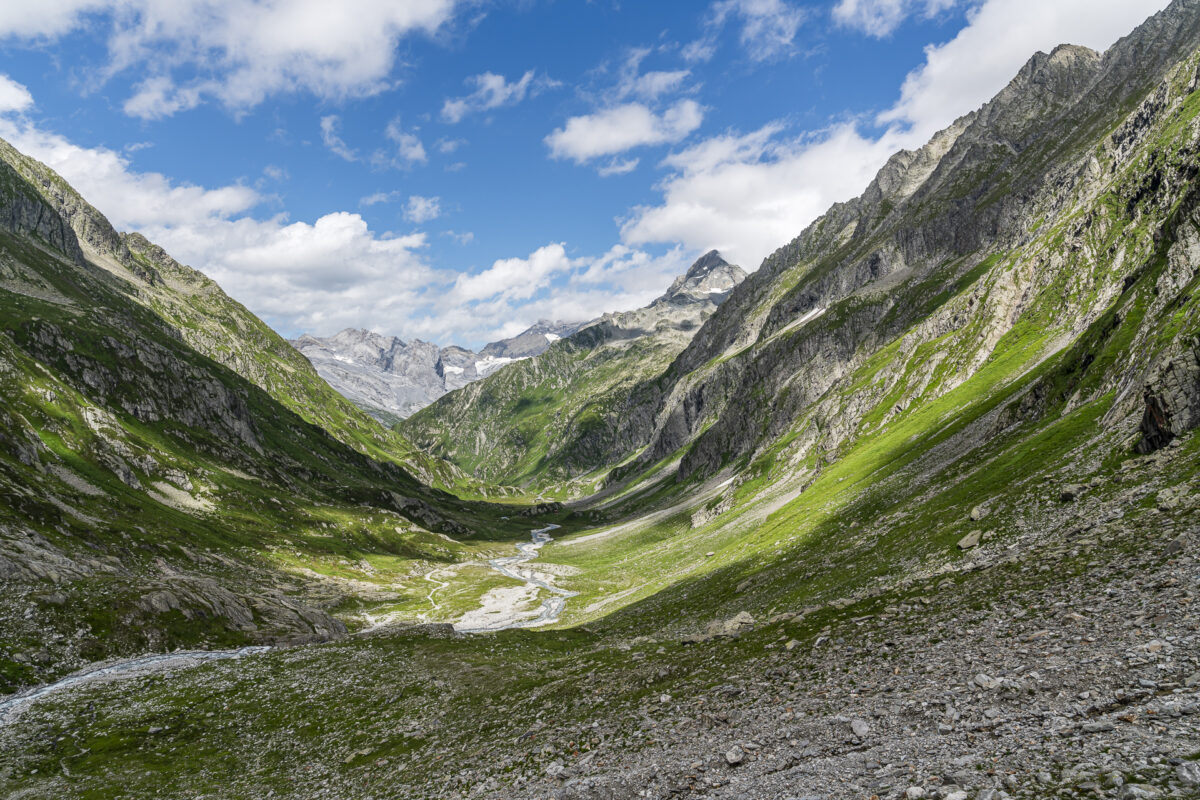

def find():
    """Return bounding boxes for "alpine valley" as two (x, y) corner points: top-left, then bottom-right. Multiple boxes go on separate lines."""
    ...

(1, 3), (1200, 800)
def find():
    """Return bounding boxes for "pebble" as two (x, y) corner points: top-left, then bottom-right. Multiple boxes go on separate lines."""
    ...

(1082, 721), (1114, 733)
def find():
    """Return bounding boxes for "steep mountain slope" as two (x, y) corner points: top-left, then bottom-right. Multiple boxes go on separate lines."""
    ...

(483, 1), (1200, 498)
(0, 137), (539, 691)
(291, 320), (584, 422)
(0, 137), (457, 485)
(532, 0), (1200, 625)
(400, 252), (746, 490)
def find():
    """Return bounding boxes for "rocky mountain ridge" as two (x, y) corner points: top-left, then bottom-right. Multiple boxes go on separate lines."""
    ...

(291, 319), (584, 421)
(297, 250), (744, 424)
(400, 251), (747, 486)
(407, 0), (1200, 496)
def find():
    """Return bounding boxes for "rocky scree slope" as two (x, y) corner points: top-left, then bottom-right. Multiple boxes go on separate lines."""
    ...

(0, 136), (534, 692)
(478, 0), (1200, 499)
(291, 320), (584, 423)
(400, 251), (746, 491)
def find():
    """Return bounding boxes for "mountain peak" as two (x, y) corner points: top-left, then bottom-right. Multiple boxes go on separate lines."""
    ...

(685, 250), (728, 278)
(659, 251), (747, 305)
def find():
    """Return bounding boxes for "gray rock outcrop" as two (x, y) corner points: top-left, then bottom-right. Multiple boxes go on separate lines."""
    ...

(292, 320), (585, 421)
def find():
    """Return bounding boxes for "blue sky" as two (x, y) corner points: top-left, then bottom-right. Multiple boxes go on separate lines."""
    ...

(0, 0), (1168, 348)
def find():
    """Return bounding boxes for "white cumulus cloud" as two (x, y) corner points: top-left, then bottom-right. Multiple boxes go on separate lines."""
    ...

(320, 115), (357, 162)
(388, 119), (426, 162)
(0, 1), (108, 38)
(614, 49), (692, 102)
(833, 0), (958, 38)
(451, 243), (574, 304)
(689, 0), (807, 63)
(0, 74), (33, 113)
(0, 0), (463, 117)
(545, 99), (704, 164)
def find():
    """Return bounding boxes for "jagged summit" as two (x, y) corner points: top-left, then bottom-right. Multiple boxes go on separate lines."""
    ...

(291, 319), (587, 420)
(478, 319), (585, 360)
(299, 255), (749, 423)
(656, 251), (746, 306)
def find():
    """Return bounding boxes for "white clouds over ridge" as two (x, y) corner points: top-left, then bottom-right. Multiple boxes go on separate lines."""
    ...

(0, 1), (1179, 346)
(0, 79), (690, 346)
(879, 0), (1172, 139)
(623, 0), (1173, 271)
(0, 112), (259, 229)
(622, 124), (904, 271)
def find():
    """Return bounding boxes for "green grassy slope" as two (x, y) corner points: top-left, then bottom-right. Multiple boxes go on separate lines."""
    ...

(0, 146), (546, 691)
(539, 49), (1200, 632)
(403, 327), (687, 494)
(0, 136), (459, 490)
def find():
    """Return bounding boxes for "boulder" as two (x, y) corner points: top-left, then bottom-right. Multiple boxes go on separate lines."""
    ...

(1059, 485), (1083, 502)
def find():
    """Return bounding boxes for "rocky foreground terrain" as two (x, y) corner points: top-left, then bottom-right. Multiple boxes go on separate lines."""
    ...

(0, 431), (1194, 800)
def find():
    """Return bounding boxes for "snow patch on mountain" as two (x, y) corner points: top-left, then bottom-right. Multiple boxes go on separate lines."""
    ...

(291, 320), (583, 421)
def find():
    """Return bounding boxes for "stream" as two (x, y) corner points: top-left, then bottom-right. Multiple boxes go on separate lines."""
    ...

(455, 523), (578, 633)
(0, 646), (269, 725)
(1, 525), (574, 721)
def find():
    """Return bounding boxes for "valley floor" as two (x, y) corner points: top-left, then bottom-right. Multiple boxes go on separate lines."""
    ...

(0, 440), (1196, 800)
